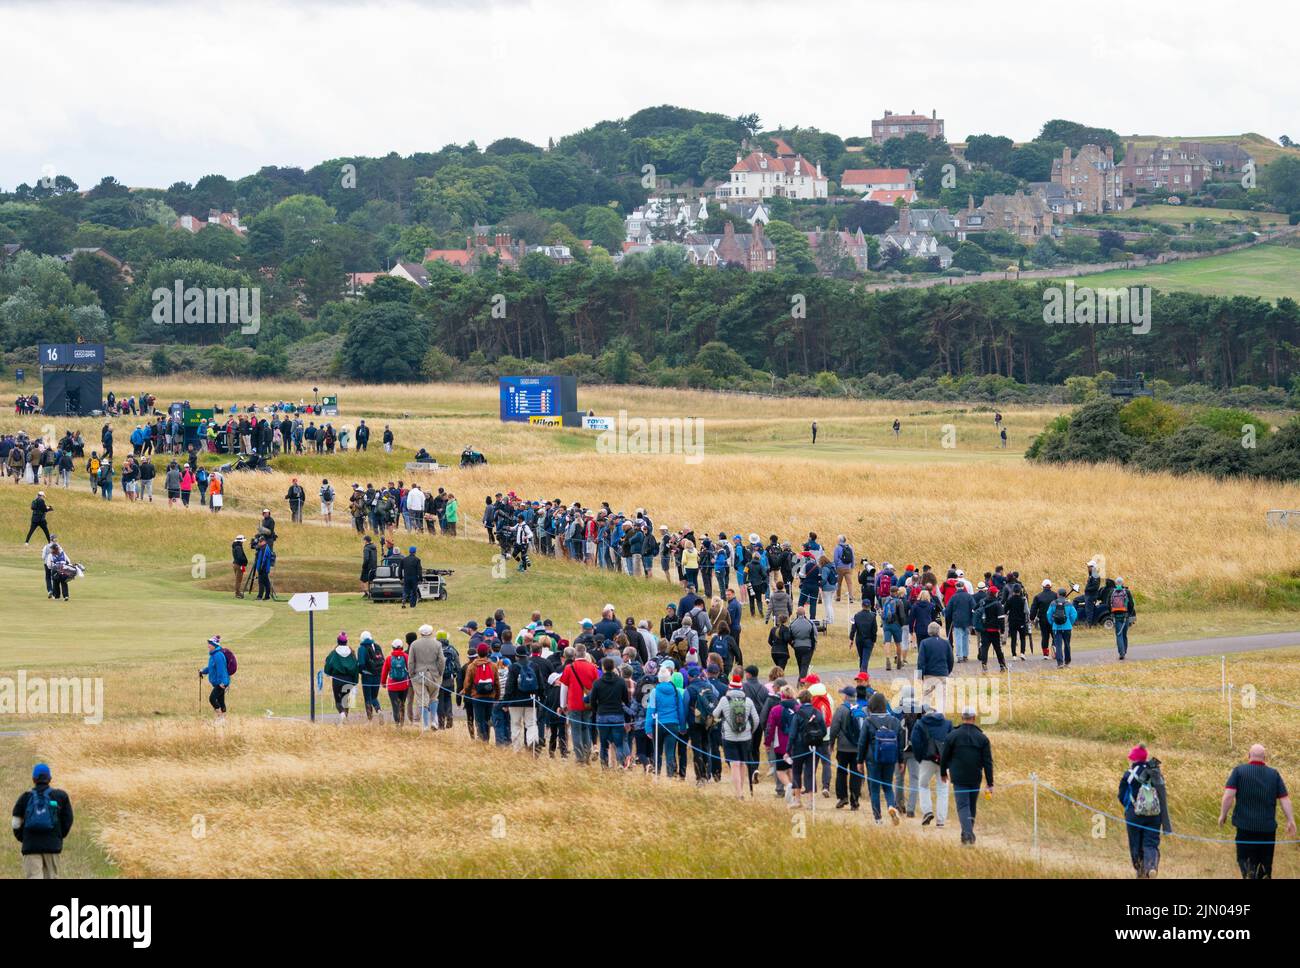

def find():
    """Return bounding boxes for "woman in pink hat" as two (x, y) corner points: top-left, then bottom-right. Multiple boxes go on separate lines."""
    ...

(1117, 744), (1171, 878)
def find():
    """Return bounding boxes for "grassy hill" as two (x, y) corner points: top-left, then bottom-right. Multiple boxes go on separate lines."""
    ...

(1110, 203), (1290, 229)
(1071, 242), (1300, 301)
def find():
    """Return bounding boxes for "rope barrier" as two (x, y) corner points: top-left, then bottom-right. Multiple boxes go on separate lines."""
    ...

(299, 668), (1300, 847)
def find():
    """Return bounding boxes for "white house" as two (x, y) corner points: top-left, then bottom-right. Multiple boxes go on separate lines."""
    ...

(840, 167), (913, 195)
(715, 139), (828, 201)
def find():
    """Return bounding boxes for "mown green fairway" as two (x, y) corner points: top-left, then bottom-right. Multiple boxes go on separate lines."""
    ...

(1111, 204), (1289, 228)
(1071, 244), (1300, 301)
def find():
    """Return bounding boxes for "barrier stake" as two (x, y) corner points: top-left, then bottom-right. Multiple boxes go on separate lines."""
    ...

(1031, 771), (1040, 863)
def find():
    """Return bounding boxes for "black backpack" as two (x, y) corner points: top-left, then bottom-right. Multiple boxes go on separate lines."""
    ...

(362, 642), (384, 676)
(1051, 599), (1069, 625)
(798, 705), (827, 746)
(441, 644), (461, 684)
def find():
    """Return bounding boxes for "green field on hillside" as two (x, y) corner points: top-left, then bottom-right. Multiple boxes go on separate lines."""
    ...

(1112, 204), (1289, 228)
(1071, 244), (1300, 301)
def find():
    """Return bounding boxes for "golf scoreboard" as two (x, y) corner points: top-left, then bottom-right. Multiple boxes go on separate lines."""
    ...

(499, 375), (578, 423)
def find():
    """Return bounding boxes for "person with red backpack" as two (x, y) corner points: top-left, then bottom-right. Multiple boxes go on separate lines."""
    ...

(198, 635), (232, 720)
(380, 638), (412, 725)
(1111, 577), (1136, 660)
(461, 642), (500, 742)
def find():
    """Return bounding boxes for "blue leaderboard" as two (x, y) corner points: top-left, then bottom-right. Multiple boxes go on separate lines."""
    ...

(499, 375), (578, 423)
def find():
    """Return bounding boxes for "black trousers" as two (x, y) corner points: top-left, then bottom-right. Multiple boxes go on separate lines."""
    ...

(209, 685), (226, 712)
(835, 750), (862, 805)
(978, 630), (1005, 667)
(25, 520), (50, 543)
(1236, 829), (1276, 879)
(256, 570), (273, 599)
(50, 574), (68, 600)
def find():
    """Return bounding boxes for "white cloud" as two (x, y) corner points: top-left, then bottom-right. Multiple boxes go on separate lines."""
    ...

(1, 0), (1296, 188)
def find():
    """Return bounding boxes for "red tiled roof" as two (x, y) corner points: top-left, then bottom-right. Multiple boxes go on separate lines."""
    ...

(842, 168), (910, 186)
(730, 151), (820, 176)
(866, 189), (917, 204)
(423, 249), (472, 265)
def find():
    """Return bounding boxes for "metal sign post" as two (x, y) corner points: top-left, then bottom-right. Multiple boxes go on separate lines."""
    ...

(289, 593), (330, 722)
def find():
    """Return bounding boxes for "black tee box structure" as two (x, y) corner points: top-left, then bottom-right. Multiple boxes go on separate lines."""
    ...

(39, 342), (104, 416)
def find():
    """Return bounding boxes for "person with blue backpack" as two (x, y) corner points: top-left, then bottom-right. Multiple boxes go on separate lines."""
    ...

(856, 691), (902, 825)
(1118, 744), (1171, 878)
(645, 665), (687, 777)
(829, 684), (869, 810)
(11, 763), (74, 878)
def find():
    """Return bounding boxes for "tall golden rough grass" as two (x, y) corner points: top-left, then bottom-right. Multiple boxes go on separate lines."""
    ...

(37, 718), (1081, 879)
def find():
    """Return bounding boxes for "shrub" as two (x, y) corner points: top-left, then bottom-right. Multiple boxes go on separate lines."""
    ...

(1193, 406), (1269, 440)
(1119, 397), (1185, 441)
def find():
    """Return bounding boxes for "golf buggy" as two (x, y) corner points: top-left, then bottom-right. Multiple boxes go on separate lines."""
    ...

(219, 452), (273, 474)
(459, 448), (487, 468)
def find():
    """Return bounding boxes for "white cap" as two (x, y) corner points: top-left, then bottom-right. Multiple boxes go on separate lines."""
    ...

(418, 624), (433, 636)
(603, 603), (615, 613)
(956, 569), (964, 577)
(390, 638), (404, 649)
(1042, 579), (1052, 587)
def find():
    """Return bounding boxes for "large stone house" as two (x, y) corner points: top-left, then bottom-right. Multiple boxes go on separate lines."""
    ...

(1050, 144), (1127, 213)
(683, 221), (776, 271)
(962, 191), (1055, 240)
(1118, 142), (1214, 193)
(1180, 141), (1252, 173)
(424, 229), (525, 274)
(877, 204), (956, 268)
(804, 227), (872, 272)
(871, 109), (944, 144)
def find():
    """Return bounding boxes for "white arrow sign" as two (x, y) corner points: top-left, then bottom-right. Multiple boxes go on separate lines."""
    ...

(288, 592), (329, 613)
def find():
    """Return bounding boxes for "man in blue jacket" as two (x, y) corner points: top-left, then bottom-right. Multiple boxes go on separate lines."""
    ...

(199, 636), (230, 720)
(1047, 589), (1077, 668)
(917, 622), (954, 709)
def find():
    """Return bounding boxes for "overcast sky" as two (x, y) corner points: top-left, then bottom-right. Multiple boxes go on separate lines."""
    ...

(2, 0), (1296, 190)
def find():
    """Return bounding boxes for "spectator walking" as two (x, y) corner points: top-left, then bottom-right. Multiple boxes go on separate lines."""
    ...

(1219, 744), (1295, 879)
(11, 763), (73, 879)
(1118, 744), (1171, 878)
(941, 707), (994, 845)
